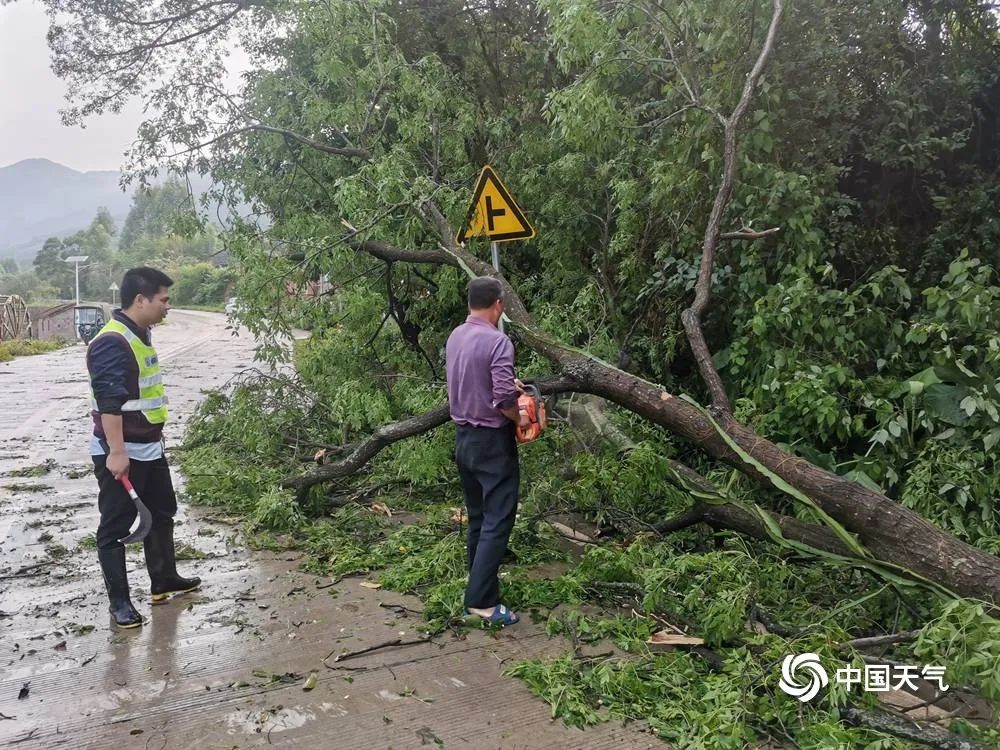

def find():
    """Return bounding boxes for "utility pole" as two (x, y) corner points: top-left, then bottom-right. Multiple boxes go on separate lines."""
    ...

(64, 254), (89, 305)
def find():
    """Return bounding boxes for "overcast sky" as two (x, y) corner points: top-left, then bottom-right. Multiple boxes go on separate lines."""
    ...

(0, 2), (148, 173)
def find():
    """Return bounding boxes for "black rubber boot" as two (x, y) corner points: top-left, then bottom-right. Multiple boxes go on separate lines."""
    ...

(144, 521), (201, 604)
(97, 546), (143, 629)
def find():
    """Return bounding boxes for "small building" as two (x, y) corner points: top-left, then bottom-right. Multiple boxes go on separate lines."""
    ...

(28, 302), (76, 342)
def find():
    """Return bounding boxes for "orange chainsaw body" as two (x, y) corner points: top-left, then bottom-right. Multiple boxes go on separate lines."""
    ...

(515, 384), (547, 444)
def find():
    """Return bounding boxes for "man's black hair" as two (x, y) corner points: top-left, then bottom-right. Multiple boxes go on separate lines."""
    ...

(121, 267), (173, 309)
(467, 277), (502, 310)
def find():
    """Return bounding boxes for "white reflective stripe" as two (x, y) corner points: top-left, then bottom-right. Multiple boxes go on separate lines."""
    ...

(138, 373), (162, 389)
(102, 325), (139, 344)
(120, 396), (168, 412)
(89, 435), (164, 460)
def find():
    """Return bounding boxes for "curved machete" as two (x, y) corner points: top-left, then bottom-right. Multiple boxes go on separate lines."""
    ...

(118, 475), (153, 544)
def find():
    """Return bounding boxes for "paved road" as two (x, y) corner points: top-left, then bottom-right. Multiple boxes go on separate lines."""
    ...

(0, 310), (655, 749)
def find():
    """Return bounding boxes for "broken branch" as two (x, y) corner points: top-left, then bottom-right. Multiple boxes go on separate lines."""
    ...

(323, 637), (430, 667)
(841, 706), (992, 750)
(719, 227), (782, 240)
(680, 0), (784, 413)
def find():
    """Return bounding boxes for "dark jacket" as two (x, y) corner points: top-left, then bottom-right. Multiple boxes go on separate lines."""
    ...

(86, 310), (164, 444)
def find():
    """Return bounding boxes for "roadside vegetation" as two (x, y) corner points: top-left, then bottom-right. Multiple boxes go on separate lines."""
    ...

(0, 339), (66, 362)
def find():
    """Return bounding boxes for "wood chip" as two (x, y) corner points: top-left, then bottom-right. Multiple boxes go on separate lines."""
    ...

(369, 502), (392, 517)
(647, 630), (704, 646)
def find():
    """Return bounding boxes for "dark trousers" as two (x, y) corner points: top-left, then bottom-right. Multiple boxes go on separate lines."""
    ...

(94, 455), (177, 550)
(455, 423), (519, 609)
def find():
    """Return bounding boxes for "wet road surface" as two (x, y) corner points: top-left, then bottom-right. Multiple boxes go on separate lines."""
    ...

(0, 310), (654, 748)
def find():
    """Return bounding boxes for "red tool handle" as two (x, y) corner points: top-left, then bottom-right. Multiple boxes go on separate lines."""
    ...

(120, 475), (140, 501)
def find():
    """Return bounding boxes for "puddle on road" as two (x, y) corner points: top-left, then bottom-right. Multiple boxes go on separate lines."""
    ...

(225, 704), (337, 735)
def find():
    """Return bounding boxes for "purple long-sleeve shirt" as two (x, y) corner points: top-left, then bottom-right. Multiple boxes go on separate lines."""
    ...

(445, 316), (518, 428)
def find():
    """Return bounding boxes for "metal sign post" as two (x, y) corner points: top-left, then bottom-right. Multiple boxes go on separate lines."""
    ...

(109, 281), (119, 306)
(490, 241), (504, 333)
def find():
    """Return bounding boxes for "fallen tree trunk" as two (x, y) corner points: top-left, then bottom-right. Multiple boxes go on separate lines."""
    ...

(281, 363), (1000, 602)
(559, 356), (1000, 602)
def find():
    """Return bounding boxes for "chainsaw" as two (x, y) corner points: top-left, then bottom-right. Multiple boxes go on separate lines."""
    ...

(515, 383), (547, 444)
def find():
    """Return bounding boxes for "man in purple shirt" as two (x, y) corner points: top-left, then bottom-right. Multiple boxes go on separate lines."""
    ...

(446, 277), (527, 626)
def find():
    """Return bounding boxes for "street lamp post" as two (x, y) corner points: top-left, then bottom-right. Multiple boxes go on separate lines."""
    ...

(63, 254), (90, 305)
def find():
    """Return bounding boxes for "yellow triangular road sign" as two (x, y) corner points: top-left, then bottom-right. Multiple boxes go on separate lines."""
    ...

(457, 165), (536, 244)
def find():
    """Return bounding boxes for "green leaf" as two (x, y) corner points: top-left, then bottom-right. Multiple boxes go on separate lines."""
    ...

(960, 396), (977, 417)
(842, 469), (882, 492)
(923, 384), (971, 427)
(984, 429), (1000, 452)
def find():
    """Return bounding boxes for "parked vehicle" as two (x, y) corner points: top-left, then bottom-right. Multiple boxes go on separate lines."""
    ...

(75, 302), (114, 344)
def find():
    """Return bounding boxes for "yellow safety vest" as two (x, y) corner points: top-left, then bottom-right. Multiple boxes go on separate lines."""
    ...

(89, 320), (168, 424)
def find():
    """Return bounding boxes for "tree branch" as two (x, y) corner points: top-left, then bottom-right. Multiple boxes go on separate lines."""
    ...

(719, 227), (782, 240)
(657, 459), (855, 558)
(248, 124), (373, 160)
(838, 631), (920, 651)
(281, 376), (579, 492)
(354, 239), (452, 266)
(841, 706), (992, 750)
(680, 0), (784, 413)
(94, 0), (244, 29)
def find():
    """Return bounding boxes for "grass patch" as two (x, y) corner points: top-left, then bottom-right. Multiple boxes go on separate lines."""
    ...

(45, 543), (69, 559)
(6, 459), (57, 478)
(175, 543), (207, 560)
(0, 339), (67, 362)
(64, 464), (93, 479)
(4, 482), (53, 493)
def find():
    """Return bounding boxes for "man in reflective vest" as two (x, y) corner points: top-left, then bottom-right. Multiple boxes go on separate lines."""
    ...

(87, 266), (200, 628)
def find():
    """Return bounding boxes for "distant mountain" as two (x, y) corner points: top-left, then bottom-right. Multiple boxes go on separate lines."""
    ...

(0, 158), (132, 266)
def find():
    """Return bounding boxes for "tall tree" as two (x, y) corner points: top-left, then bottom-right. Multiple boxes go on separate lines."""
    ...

(32, 236), (73, 298)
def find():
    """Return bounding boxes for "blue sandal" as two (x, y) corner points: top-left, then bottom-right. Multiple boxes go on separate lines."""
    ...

(464, 604), (520, 626)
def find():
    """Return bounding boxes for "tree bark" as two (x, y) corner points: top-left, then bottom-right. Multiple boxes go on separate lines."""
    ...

(841, 707), (992, 750)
